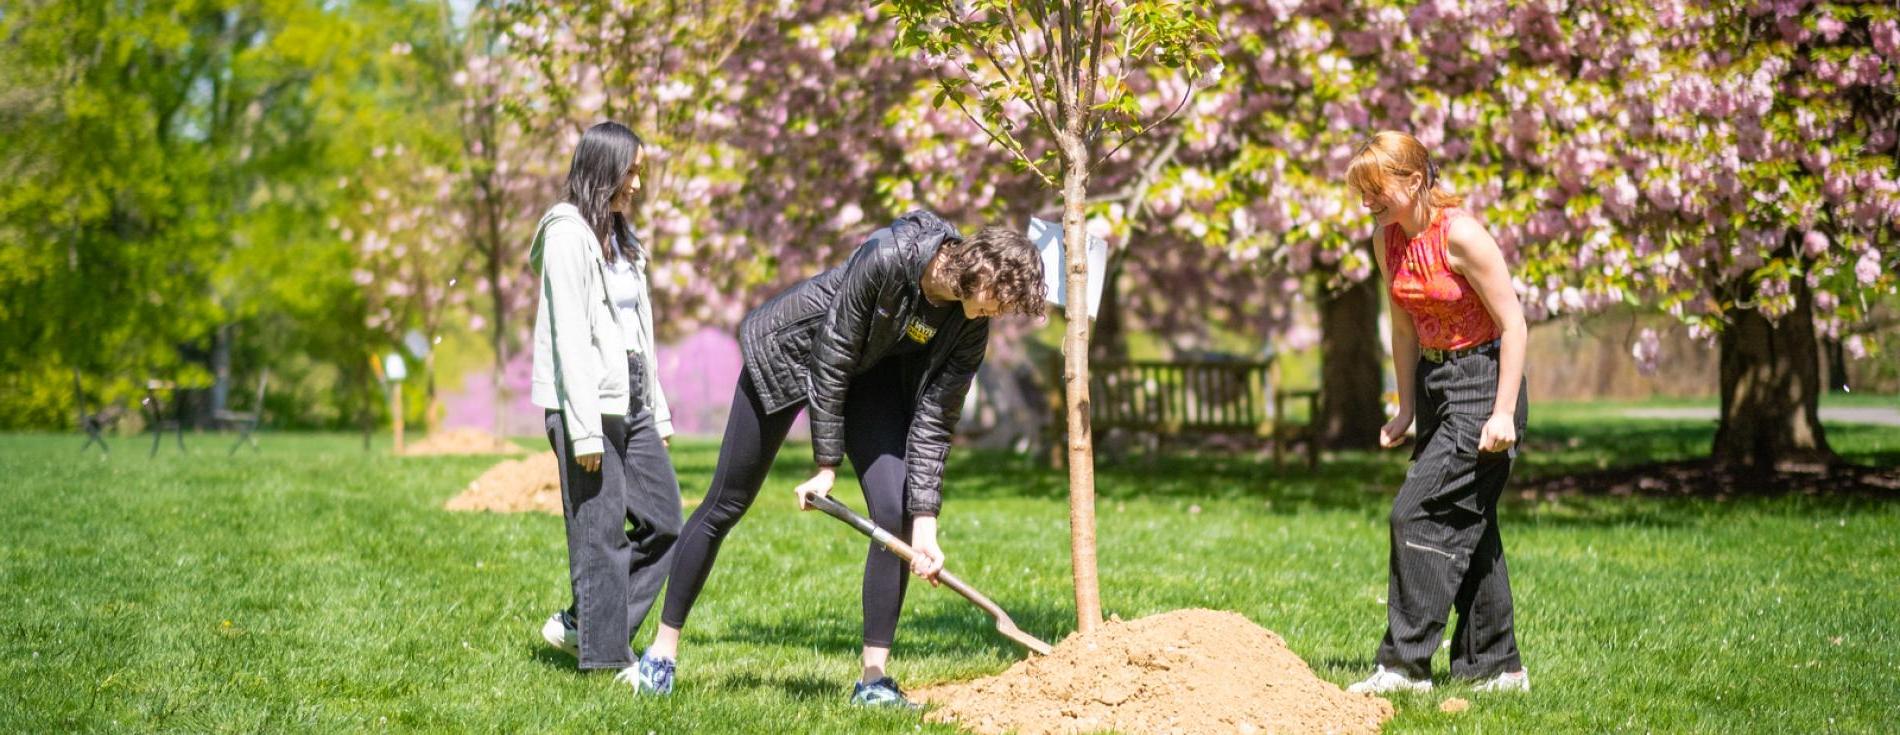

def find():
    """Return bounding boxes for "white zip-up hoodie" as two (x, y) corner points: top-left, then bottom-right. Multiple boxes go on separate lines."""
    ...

(530, 203), (629, 457)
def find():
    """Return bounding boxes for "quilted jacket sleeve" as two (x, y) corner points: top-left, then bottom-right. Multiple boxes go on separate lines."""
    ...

(903, 316), (989, 516)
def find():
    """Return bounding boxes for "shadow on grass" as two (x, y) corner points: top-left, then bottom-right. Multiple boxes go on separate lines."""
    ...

(711, 672), (840, 701)
(711, 604), (1073, 663)
(935, 416), (1900, 531)
(943, 449), (1402, 513)
(527, 646), (591, 673)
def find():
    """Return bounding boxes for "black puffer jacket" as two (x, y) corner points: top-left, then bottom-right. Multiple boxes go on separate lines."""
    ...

(738, 210), (989, 516)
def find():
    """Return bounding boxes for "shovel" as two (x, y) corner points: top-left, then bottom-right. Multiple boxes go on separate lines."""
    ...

(807, 494), (1054, 656)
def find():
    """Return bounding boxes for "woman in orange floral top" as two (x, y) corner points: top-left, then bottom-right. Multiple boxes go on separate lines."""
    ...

(1343, 131), (1531, 696)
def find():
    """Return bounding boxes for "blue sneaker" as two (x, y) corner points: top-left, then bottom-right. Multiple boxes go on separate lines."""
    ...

(615, 650), (676, 695)
(850, 677), (917, 709)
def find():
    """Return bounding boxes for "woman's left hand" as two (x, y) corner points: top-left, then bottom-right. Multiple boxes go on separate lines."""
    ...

(909, 516), (945, 586)
(1478, 413), (1517, 453)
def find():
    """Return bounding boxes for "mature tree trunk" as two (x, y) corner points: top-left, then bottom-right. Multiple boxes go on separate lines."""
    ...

(1058, 129), (1102, 634)
(423, 347), (440, 433)
(1316, 273), (1384, 450)
(1823, 337), (1849, 393)
(1088, 258), (1128, 363)
(1713, 273), (1834, 469)
(211, 323), (234, 415)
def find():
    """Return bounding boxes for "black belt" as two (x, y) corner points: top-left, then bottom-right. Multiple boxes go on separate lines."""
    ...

(1420, 339), (1499, 363)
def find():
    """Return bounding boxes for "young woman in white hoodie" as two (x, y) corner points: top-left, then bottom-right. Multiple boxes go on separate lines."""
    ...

(528, 121), (682, 691)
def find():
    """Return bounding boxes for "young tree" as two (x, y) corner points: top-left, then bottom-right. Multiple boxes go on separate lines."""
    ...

(889, 0), (1220, 632)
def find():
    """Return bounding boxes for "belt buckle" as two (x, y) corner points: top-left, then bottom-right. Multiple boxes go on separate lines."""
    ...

(1422, 347), (1446, 363)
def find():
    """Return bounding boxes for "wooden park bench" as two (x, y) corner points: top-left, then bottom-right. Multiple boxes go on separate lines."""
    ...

(1046, 356), (1320, 467)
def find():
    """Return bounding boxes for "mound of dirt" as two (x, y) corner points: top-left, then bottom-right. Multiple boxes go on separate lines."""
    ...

(444, 450), (561, 514)
(919, 609), (1392, 735)
(401, 429), (527, 456)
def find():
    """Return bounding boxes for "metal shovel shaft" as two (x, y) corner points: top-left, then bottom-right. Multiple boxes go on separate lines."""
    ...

(808, 494), (1054, 656)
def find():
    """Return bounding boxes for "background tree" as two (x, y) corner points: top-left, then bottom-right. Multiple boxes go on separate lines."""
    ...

(0, 0), (457, 429)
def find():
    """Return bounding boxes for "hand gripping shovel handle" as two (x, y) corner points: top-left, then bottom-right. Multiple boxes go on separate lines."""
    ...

(807, 494), (1053, 656)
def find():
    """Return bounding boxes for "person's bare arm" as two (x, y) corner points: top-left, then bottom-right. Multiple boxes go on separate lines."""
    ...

(1446, 216), (1527, 452)
(1375, 238), (1419, 448)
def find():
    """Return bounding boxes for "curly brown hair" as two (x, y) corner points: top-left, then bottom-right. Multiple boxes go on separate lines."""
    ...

(941, 225), (1046, 317)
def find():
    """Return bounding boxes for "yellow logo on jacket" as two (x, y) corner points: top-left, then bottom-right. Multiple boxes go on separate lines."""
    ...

(904, 316), (937, 344)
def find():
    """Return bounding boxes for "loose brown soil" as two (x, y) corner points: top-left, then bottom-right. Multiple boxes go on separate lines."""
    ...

(444, 451), (562, 514)
(919, 609), (1393, 735)
(400, 429), (528, 457)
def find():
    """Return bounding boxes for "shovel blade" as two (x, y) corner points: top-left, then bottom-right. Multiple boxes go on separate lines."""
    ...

(996, 619), (1055, 656)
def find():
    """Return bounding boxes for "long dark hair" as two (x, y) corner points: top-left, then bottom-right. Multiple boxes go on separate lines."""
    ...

(563, 121), (643, 263)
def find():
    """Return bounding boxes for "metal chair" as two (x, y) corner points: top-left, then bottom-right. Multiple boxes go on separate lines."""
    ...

(74, 370), (125, 454)
(143, 379), (189, 457)
(213, 370), (270, 455)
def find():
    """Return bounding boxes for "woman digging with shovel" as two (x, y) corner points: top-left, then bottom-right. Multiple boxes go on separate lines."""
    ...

(629, 211), (1044, 707)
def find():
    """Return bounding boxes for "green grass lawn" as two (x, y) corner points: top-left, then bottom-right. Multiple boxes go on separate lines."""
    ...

(3, 406), (1898, 733)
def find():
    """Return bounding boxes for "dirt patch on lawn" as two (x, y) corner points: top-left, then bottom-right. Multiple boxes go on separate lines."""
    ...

(919, 609), (1392, 735)
(444, 451), (562, 514)
(401, 429), (528, 456)
(1517, 459), (1900, 501)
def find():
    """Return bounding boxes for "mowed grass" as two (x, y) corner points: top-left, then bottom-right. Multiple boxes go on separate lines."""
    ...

(2, 403), (1898, 733)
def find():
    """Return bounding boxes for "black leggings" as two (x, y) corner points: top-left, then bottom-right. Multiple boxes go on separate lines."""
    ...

(660, 360), (916, 647)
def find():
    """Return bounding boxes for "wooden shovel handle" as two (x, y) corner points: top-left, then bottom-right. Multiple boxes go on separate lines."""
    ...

(808, 494), (1005, 618)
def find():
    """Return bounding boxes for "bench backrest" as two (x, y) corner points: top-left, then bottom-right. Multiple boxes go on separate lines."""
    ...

(1088, 359), (1274, 434)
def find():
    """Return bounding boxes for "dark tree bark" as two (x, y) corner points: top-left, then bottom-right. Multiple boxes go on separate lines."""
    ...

(1713, 270), (1834, 469)
(1316, 272), (1385, 450)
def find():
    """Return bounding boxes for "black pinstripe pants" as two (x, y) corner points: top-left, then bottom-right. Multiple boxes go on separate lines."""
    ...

(1376, 344), (1528, 680)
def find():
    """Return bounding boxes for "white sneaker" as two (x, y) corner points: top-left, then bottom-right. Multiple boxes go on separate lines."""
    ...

(541, 610), (578, 656)
(1473, 669), (1530, 693)
(1347, 665), (1434, 694)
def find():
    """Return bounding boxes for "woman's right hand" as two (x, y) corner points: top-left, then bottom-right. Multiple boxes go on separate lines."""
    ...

(794, 467), (836, 510)
(1379, 412), (1414, 449)
(578, 453), (602, 472)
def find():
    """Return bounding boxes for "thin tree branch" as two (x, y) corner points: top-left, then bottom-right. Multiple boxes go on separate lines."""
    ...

(998, 1), (1061, 134)
(1091, 77), (1197, 174)
(1084, 0), (1106, 115)
(1027, 0), (1066, 122)
(930, 70), (1057, 186)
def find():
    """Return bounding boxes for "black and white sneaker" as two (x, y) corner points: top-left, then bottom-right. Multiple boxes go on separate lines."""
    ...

(850, 677), (918, 709)
(540, 609), (578, 656)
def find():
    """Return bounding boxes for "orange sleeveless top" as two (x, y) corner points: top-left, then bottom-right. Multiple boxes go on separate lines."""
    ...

(1384, 208), (1500, 351)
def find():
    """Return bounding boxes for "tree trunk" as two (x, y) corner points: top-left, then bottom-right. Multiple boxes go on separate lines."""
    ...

(1713, 274), (1833, 469)
(424, 347), (440, 433)
(1058, 131), (1102, 634)
(1088, 253), (1129, 363)
(1823, 337), (1849, 393)
(482, 170), (511, 439)
(1316, 274), (1384, 450)
(211, 323), (233, 415)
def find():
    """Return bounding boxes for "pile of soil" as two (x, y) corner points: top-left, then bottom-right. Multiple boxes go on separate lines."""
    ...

(401, 429), (528, 456)
(919, 609), (1392, 735)
(444, 450), (562, 514)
